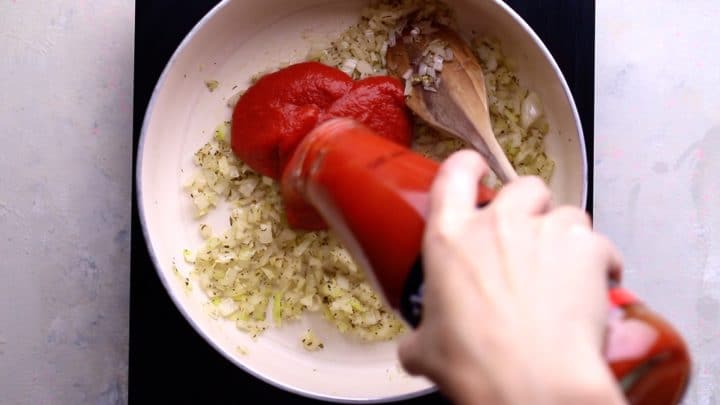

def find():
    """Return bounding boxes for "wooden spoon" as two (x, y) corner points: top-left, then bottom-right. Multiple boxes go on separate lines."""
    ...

(387, 26), (518, 183)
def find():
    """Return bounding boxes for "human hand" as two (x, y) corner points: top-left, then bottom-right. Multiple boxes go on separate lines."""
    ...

(399, 150), (626, 405)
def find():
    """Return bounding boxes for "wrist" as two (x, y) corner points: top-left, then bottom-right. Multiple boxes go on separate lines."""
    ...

(541, 356), (626, 405)
(546, 342), (626, 405)
(447, 343), (626, 405)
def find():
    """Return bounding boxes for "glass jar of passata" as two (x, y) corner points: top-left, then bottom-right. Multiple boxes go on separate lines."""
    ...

(281, 118), (691, 405)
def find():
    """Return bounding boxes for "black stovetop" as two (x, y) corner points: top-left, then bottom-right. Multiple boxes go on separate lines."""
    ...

(130, 1), (594, 403)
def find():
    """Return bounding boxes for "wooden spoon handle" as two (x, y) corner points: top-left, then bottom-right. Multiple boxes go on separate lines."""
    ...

(436, 29), (518, 182)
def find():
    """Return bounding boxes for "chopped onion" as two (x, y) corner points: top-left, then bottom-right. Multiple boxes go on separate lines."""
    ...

(418, 62), (428, 76)
(445, 48), (454, 61)
(433, 55), (444, 71)
(340, 58), (358, 75)
(215, 252), (236, 264)
(238, 178), (259, 197)
(404, 79), (413, 96)
(486, 55), (498, 72)
(521, 92), (543, 130)
(199, 224), (212, 239)
(183, 249), (195, 263)
(258, 223), (273, 244)
(337, 275), (350, 290)
(356, 60), (374, 76)
(218, 298), (238, 316)
(300, 329), (324, 352)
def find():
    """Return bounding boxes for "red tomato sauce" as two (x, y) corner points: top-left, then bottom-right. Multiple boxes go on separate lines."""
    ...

(231, 62), (411, 185)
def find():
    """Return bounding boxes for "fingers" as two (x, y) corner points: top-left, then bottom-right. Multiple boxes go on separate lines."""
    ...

(546, 205), (592, 230)
(398, 330), (424, 376)
(566, 223), (624, 283)
(594, 233), (624, 283)
(492, 176), (551, 217)
(428, 150), (490, 230)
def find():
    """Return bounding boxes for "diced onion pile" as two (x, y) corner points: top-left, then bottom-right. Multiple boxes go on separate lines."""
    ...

(471, 37), (554, 179)
(309, 0), (452, 80)
(401, 28), (452, 94)
(185, 123), (403, 342)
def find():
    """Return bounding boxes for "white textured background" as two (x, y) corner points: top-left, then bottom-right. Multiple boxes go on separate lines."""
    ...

(596, 1), (720, 404)
(0, 0), (718, 404)
(0, 1), (134, 404)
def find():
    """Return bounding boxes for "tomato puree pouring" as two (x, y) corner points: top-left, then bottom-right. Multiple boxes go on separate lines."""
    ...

(231, 62), (410, 218)
(231, 62), (690, 405)
(280, 119), (690, 405)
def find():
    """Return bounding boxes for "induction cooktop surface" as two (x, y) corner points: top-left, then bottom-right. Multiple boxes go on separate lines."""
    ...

(130, 1), (594, 403)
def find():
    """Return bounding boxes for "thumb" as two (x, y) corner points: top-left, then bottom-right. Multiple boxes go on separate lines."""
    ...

(398, 330), (425, 376)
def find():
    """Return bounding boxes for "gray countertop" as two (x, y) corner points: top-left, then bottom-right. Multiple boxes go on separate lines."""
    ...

(0, 1), (133, 404)
(596, 2), (720, 403)
(0, 0), (717, 404)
